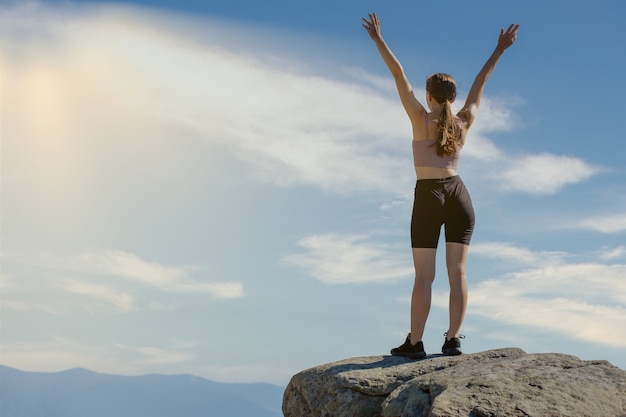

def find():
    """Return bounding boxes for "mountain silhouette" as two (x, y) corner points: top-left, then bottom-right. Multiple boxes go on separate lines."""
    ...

(0, 365), (283, 417)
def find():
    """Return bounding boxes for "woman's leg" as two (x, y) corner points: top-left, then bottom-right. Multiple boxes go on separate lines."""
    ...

(410, 247), (437, 345)
(445, 242), (469, 338)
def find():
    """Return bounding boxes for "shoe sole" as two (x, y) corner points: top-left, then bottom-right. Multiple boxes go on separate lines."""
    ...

(442, 348), (462, 356)
(391, 351), (427, 360)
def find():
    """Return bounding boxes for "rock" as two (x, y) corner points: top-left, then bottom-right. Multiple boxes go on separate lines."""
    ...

(282, 348), (626, 417)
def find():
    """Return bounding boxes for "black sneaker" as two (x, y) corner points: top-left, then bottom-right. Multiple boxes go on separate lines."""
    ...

(442, 333), (465, 356)
(391, 334), (427, 359)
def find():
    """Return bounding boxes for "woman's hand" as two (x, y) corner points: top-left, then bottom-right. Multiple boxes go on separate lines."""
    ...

(496, 24), (520, 52)
(362, 12), (382, 41)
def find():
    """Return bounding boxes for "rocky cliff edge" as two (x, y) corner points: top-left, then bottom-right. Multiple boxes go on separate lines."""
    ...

(282, 348), (626, 417)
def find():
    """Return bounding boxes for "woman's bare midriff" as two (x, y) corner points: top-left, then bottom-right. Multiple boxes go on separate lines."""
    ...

(414, 166), (458, 180)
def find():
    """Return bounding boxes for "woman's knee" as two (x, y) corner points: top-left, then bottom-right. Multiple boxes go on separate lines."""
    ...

(412, 247), (437, 283)
(446, 262), (466, 279)
(445, 242), (469, 279)
(414, 271), (436, 285)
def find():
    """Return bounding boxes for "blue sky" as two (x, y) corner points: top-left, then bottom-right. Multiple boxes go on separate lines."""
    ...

(1, 0), (625, 385)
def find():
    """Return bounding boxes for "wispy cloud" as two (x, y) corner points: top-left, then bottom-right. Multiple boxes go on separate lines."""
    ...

(71, 250), (244, 299)
(449, 92), (599, 196)
(58, 280), (136, 313)
(0, 2), (595, 202)
(599, 245), (626, 260)
(0, 2), (411, 195)
(435, 242), (626, 348)
(460, 97), (512, 162)
(0, 337), (196, 374)
(114, 343), (196, 365)
(497, 153), (598, 194)
(283, 233), (413, 284)
(470, 241), (569, 265)
(1, 248), (243, 315)
(577, 212), (626, 233)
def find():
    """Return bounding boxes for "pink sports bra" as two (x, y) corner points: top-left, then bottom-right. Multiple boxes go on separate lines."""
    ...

(412, 113), (462, 170)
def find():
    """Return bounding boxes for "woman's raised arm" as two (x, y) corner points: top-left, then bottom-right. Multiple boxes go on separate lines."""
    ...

(362, 13), (426, 121)
(459, 24), (520, 127)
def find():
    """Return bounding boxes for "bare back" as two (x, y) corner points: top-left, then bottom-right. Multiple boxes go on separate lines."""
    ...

(411, 111), (469, 179)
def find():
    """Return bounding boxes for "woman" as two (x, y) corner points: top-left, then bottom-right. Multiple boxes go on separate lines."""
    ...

(362, 13), (519, 358)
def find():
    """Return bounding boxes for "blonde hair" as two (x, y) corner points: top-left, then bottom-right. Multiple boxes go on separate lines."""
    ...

(426, 73), (461, 157)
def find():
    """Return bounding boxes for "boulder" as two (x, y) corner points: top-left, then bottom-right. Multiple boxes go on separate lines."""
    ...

(282, 348), (626, 417)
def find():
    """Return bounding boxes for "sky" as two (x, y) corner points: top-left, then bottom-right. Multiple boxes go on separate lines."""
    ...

(1, 0), (625, 386)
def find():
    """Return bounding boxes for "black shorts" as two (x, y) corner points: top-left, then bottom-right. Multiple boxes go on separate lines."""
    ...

(411, 176), (475, 248)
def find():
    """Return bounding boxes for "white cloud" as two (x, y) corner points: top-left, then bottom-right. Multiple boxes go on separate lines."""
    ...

(283, 233), (413, 284)
(436, 242), (626, 348)
(457, 97), (599, 195)
(470, 288), (626, 347)
(2, 1), (591, 202)
(0, 337), (196, 375)
(498, 153), (598, 194)
(599, 245), (626, 260)
(69, 250), (245, 299)
(114, 344), (195, 365)
(58, 280), (136, 313)
(578, 212), (626, 234)
(1, 249), (244, 315)
(470, 241), (566, 264)
(473, 242), (536, 262)
(460, 97), (512, 162)
(0, 3), (413, 196)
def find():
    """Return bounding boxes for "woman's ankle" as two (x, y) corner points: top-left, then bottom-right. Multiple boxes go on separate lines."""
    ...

(409, 333), (422, 345)
(445, 331), (460, 340)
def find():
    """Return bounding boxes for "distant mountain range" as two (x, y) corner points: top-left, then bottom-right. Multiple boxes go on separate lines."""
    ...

(0, 365), (284, 417)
